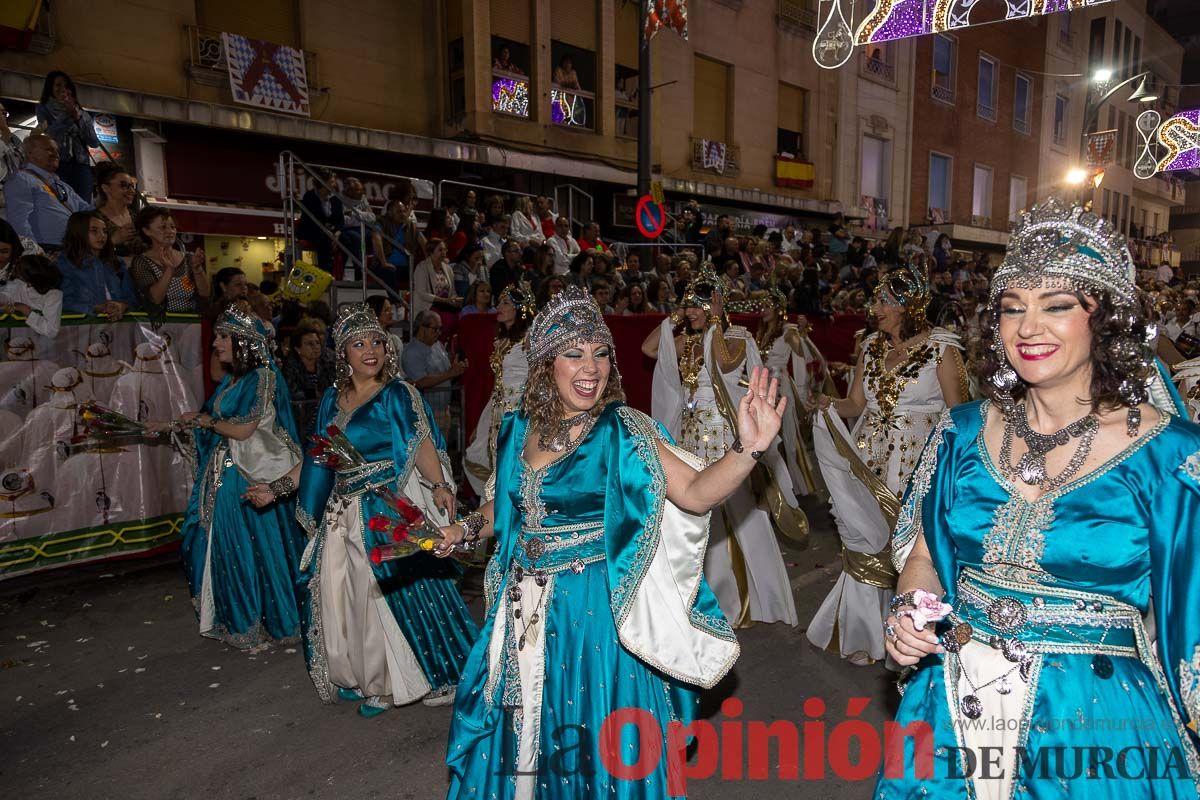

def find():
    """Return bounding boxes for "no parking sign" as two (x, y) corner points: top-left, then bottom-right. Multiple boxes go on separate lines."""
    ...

(635, 195), (666, 239)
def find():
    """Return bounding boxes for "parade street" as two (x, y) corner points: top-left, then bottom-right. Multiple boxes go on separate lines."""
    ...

(0, 496), (895, 800)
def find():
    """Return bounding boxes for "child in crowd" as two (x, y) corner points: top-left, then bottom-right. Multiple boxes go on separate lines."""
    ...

(0, 254), (64, 348)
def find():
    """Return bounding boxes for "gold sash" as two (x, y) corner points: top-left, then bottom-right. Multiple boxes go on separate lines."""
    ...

(821, 409), (900, 530)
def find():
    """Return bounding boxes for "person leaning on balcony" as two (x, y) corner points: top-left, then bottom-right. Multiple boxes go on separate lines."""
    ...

(553, 54), (581, 90)
(3, 134), (92, 250)
(547, 216), (580, 276)
(130, 206), (209, 315)
(492, 44), (524, 76)
(57, 211), (138, 319)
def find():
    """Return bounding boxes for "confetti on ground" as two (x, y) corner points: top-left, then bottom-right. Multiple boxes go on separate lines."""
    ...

(137, 655), (148, 661)
(15, 696), (21, 702)
(56, 690), (68, 696)
(209, 683), (220, 689)
(75, 637), (93, 643)
(211, 666), (221, 670)
(154, 713), (162, 719)
(163, 595), (173, 601)
(284, 648), (297, 654)
(142, 621), (154, 626)
(101, 741), (109, 748)
(134, 668), (146, 674)
(69, 735), (75, 742)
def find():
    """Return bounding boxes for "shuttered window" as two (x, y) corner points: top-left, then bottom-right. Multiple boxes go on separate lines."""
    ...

(778, 83), (805, 136)
(551, 0), (596, 49)
(693, 56), (729, 142)
(196, 0), (299, 47)
(491, 0), (530, 44)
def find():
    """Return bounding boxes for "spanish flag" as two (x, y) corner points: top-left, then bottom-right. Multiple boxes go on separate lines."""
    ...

(0, 0), (41, 50)
(776, 156), (815, 189)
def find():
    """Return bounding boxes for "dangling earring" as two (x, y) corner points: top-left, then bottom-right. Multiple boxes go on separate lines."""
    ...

(335, 359), (351, 387)
(532, 382), (552, 404)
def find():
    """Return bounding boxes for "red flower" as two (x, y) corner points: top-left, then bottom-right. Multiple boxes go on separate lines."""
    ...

(369, 547), (383, 565)
(394, 498), (425, 525)
(326, 455), (342, 469)
(326, 424), (343, 438)
(367, 515), (391, 532)
(391, 525), (410, 543)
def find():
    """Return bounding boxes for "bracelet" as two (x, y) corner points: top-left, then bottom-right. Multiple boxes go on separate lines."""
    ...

(459, 511), (486, 542)
(730, 437), (764, 461)
(889, 591), (917, 615)
(431, 481), (453, 492)
(269, 475), (297, 500)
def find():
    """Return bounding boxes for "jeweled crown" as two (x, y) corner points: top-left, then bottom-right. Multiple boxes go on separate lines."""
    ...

(332, 303), (385, 353)
(215, 305), (271, 359)
(681, 267), (722, 311)
(991, 198), (1136, 307)
(527, 285), (613, 363)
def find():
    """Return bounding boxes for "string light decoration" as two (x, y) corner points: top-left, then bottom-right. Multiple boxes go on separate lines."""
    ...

(1134, 108), (1200, 178)
(550, 88), (587, 127)
(814, 0), (1115, 69)
(492, 76), (530, 118)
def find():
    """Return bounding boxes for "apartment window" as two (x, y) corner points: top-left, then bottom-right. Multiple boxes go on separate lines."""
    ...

(693, 55), (729, 143)
(1088, 18), (1106, 72)
(1053, 95), (1068, 146)
(1114, 20), (1123, 76)
(1121, 27), (1132, 79)
(972, 165), (993, 225)
(863, 42), (896, 83)
(1014, 73), (1031, 134)
(1059, 11), (1071, 43)
(777, 83), (807, 157)
(977, 55), (997, 120)
(1153, 212), (1160, 236)
(1008, 175), (1027, 222)
(1133, 36), (1141, 76)
(860, 134), (890, 202)
(929, 152), (952, 217)
(932, 35), (955, 104)
(1102, 189), (1111, 218)
(1116, 111), (1126, 165)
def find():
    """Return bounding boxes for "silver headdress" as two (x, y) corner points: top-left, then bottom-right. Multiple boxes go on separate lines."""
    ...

(331, 302), (398, 384)
(214, 305), (271, 363)
(990, 198), (1137, 308)
(527, 285), (613, 363)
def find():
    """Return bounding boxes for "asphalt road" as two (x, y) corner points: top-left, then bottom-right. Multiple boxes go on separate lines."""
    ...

(0, 495), (896, 799)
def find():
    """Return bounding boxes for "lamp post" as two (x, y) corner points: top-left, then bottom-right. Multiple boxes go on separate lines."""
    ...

(1077, 69), (1158, 173)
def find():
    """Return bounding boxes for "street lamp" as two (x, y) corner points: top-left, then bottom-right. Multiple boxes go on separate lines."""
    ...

(1065, 168), (1089, 185)
(1078, 69), (1159, 166)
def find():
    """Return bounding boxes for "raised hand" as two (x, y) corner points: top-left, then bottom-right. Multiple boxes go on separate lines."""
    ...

(736, 366), (787, 453)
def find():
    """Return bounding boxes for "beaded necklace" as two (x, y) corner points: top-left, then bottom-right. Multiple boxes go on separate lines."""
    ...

(678, 332), (704, 398)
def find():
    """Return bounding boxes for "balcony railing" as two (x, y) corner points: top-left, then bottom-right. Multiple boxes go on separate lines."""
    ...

(861, 54), (895, 84)
(1014, 115), (1030, 135)
(860, 196), (889, 231)
(777, 0), (817, 34)
(977, 100), (997, 121)
(932, 81), (955, 105)
(551, 85), (595, 131)
(970, 214), (992, 228)
(185, 25), (319, 91)
(492, 70), (531, 119)
(690, 137), (741, 177)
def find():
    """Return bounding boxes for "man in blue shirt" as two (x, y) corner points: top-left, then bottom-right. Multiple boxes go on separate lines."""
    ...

(4, 134), (92, 249)
(401, 311), (466, 438)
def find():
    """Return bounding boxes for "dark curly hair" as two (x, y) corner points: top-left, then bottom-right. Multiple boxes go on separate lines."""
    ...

(978, 288), (1156, 413)
(521, 354), (625, 438)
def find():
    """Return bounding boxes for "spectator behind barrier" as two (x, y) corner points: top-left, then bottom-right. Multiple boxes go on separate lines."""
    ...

(129, 206), (210, 314)
(0, 253), (63, 346)
(57, 211), (137, 319)
(295, 168), (344, 271)
(460, 280), (494, 317)
(402, 310), (466, 438)
(281, 317), (336, 440)
(3, 133), (93, 249)
(0, 219), (25, 275)
(35, 70), (100, 201)
(547, 216), (579, 276)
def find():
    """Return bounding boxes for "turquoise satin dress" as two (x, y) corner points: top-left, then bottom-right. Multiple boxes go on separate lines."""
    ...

(180, 365), (305, 648)
(296, 379), (478, 701)
(447, 402), (738, 799)
(877, 400), (1200, 798)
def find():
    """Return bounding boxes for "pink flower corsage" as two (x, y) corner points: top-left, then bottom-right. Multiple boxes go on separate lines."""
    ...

(900, 589), (953, 631)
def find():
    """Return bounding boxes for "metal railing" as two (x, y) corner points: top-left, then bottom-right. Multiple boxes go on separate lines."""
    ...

(690, 137), (742, 177)
(932, 81), (955, 105)
(277, 151), (409, 332)
(554, 184), (594, 232)
(1014, 115), (1030, 135)
(777, 0), (817, 33)
(861, 54), (895, 84)
(435, 180), (556, 218)
(976, 100), (997, 121)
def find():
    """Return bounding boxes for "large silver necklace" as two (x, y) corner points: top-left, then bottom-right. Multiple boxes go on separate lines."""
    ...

(536, 412), (594, 453)
(999, 403), (1099, 490)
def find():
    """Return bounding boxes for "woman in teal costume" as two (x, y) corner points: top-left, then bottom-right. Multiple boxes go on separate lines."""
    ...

(175, 305), (305, 650)
(877, 199), (1200, 798)
(438, 285), (788, 798)
(293, 303), (478, 717)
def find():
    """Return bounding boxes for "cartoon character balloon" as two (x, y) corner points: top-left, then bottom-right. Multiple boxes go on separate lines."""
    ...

(280, 260), (332, 304)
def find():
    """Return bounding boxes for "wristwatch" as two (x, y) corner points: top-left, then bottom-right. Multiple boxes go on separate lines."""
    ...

(730, 437), (764, 460)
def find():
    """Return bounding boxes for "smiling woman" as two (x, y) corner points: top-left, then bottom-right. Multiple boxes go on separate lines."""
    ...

(876, 199), (1200, 799)
(442, 285), (794, 799)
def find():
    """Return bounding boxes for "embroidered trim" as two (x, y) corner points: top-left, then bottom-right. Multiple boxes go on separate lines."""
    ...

(219, 367), (272, 425)
(1183, 451), (1200, 486)
(892, 409), (954, 571)
(1180, 645), (1200, 735)
(980, 496), (1056, 585)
